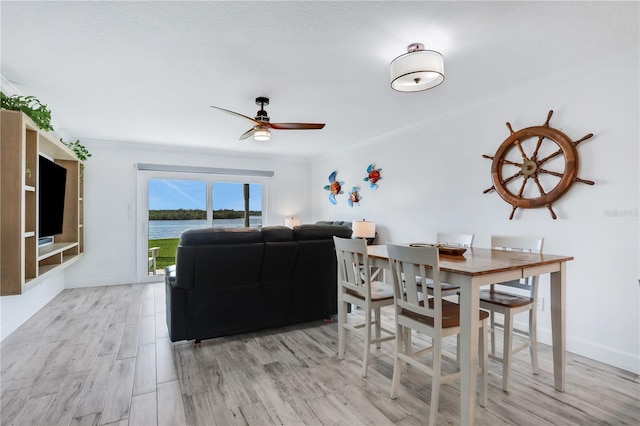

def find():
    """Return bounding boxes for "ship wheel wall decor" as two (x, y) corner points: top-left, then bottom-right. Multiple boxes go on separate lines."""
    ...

(483, 110), (595, 219)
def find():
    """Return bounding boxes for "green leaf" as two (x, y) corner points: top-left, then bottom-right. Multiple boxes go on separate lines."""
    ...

(0, 91), (54, 131)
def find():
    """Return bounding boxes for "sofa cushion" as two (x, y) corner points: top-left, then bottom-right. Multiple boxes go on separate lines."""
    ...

(294, 224), (352, 240)
(261, 226), (294, 242)
(315, 220), (353, 229)
(180, 227), (261, 246)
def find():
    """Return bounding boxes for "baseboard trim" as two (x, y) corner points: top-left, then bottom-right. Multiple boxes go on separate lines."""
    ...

(514, 319), (640, 375)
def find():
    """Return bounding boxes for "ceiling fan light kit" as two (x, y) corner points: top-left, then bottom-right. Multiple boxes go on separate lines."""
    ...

(390, 42), (445, 92)
(254, 126), (271, 141)
(211, 96), (325, 141)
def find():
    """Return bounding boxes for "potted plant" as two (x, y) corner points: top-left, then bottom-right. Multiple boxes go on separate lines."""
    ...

(2, 92), (92, 171)
(60, 138), (91, 162)
(0, 92), (53, 131)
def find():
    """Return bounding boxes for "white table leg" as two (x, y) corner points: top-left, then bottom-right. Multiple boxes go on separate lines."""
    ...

(550, 262), (566, 391)
(459, 280), (479, 426)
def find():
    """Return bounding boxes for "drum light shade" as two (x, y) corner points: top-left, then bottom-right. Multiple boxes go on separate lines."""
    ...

(352, 220), (376, 239)
(254, 125), (271, 141)
(390, 43), (444, 92)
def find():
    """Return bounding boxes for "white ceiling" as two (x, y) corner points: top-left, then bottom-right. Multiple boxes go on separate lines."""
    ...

(1, 1), (637, 158)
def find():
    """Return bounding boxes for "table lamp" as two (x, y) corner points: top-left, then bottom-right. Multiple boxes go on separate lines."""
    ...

(352, 219), (376, 244)
(284, 217), (301, 228)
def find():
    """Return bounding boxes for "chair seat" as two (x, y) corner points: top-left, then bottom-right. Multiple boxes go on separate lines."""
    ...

(425, 281), (460, 291)
(346, 281), (394, 301)
(401, 299), (489, 328)
(479, 289), (533, 308)
(415, 277), (460, 292)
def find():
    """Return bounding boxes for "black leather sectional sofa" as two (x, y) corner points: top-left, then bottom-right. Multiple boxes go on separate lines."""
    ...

(165, 224), (352, 342)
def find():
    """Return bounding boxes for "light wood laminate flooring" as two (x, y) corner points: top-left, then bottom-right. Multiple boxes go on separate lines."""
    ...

(1, 283), (638, 425)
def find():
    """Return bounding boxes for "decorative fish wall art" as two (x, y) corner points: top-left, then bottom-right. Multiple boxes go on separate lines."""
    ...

(363, 164), (382, 189)
(348, 187), (361, 207)
(323, 170), (344, 205)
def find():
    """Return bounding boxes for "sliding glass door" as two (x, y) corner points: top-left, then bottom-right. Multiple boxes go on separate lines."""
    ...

(138, 171), (266, 282)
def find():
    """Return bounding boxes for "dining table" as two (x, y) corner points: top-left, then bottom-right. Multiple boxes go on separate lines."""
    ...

(366, 244), (574, 426)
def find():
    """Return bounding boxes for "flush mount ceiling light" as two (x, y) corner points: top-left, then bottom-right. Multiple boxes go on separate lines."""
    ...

(390, 42), (445, 92)
(253, 125), (271, 141)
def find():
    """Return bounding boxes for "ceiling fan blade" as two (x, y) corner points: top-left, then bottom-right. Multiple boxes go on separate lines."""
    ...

(239, 128), (255, 140)
(269, 123), (326, 130)
(211, 105), (259, 125)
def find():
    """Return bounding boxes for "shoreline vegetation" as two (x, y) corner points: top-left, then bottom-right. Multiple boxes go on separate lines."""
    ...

(149, 209), (260, 220)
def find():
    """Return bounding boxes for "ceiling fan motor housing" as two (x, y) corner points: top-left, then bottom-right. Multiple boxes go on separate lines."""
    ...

(255, 97), (270, 122)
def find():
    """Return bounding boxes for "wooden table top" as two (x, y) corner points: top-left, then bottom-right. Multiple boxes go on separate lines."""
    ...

(367, 245), (574, 277)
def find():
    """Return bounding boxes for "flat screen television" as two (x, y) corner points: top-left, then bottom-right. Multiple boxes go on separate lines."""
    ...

(39, 155), (67, 239)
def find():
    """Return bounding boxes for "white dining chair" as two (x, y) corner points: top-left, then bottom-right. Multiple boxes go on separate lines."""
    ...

(333, 236), (396, 377)
(387, 243), (488, 426)
(437, 232), (475, 248)
(480, 235), (544, 393)
(420, 232), (475, 298)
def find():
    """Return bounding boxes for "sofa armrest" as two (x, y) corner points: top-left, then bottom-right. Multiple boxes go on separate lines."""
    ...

(165, 265), (188, 342)
(165, 263), (194, 290)
(165, 265), (176, 286)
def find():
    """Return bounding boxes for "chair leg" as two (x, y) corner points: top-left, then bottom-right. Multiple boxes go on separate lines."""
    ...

(362, 308), (372, 377)
(374, 306), (382, 348)
(390, 325), (404, 399)
(478, 320), (488, 407)
(502, 311), (514, 393)
(338, 300), (347, 360)
(529, 307), (540, 375)
(404, 328), (412, 354)
(429, 337), (442, 426)
(456, 288), (462, 362)
(489, 311), (496, 356)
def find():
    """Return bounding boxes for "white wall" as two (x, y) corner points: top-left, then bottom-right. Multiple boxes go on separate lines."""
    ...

(310, 52), (639, 374)
(0, 271), (66, 340)
(64, 141), (311, 288)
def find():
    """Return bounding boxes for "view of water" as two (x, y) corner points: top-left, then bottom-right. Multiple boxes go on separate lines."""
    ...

(149, 218), (263, 239)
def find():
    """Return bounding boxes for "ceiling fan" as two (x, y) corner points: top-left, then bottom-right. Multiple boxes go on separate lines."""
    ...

(211, 97), (325, 141)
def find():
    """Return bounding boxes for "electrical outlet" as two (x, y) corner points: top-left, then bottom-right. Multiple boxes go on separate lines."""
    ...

(537, 297), (545, 311)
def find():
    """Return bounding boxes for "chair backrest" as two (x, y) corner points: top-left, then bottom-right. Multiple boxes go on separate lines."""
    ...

(490, 235), (544, 294)
(491, 235), (543, 253)
(386, 244), (443, 328)
(148, 247), (160, 259)
(437, 232), (474, 247)
(333, 236), (373, 300)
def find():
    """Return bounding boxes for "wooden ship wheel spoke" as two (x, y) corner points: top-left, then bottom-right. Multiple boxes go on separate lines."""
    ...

(483, 110), (595, 219)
